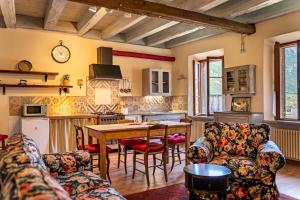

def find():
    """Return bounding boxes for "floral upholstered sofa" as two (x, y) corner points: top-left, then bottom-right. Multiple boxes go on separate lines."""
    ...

(187, 122), (286, 200)
(0, 133), (125, 200)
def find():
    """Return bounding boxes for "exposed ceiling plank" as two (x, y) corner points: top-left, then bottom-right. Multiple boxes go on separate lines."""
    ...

(146, 24), (202, 46)
(0, 0), (16, 28)
(101, 14), (147, 39)
(206, 0), (283, 18)
(235, 0), (300, 23)
(164, 0), (285, 48)
(166, 28), (225, 48)
(44, 0), (67, 29)
(126, 19), (178, 42)
(125, 0), (225, 43)
(16, 15), (77, 34)
(197, 0), (230, 11)
(68, 0), (256, 34)
(77, 7), (107, 36)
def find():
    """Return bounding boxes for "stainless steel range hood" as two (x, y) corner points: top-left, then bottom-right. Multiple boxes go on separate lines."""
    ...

(89, 47), (122, 80)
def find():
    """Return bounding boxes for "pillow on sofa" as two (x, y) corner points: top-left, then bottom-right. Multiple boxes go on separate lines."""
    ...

(205, 122), (270, 158)
(0, 133), (47, 184)
(43, 151), (91, 177)
(56, 170), (110, 196)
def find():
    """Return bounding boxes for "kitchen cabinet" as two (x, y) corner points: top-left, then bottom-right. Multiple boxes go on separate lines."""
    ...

(214, 112), (263, 124)
(224, 65), (256, 95)
(142, 68), (171, 96)
(143, 113), (186, 122)
(21, 117), (50, 154)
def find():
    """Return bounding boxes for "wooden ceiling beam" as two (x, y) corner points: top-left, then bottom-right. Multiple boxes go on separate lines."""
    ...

(126, 19), (178, 43)
(0, 0), (16, 28)
(101, 14), (146, 40)
(146, 24), (202, 46)
(77, 7), (107, 36)
(68, 0), (256, 34)
(44, 0), (67, 30)
(166, 28), (225, 48)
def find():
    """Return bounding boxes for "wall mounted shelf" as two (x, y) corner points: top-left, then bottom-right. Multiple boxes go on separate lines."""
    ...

(0, 70), (59, 82)
(0, 84), (73, 95)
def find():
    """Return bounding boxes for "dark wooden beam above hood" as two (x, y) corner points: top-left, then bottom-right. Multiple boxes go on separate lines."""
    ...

(67, 0), (256, 35)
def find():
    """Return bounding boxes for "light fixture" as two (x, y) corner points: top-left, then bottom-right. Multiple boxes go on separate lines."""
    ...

(240, 34), (246, 54)
(77, 79), (83, 89)
(88, 6), (97, 13)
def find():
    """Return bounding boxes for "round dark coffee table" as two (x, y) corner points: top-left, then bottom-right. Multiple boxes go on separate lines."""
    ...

(184, 164), (231, 200)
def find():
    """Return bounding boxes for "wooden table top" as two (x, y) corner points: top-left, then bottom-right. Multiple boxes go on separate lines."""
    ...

(85, 121), (190, 132)
(184, 164), (231, 178)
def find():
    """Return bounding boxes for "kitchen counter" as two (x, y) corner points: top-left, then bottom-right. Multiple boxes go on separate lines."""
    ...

(124, 111), (187, 122)
(47, 114), (99, 120)
(125, 111), (187, 116)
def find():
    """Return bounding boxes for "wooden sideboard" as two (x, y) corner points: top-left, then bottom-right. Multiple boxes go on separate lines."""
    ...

(214, 112), (263, 124)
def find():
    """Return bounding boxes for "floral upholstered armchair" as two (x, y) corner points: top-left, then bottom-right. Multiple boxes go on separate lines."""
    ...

(187, 122), (286, 200)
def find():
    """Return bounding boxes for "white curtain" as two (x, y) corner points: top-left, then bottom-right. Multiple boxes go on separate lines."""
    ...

(49, 118), (97, 153)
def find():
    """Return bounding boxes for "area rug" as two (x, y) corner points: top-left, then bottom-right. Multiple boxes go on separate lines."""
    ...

(125, 183), (298, 200)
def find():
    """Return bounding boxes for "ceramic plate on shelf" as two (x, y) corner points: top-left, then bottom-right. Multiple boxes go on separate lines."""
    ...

(17, 60), (32, 72)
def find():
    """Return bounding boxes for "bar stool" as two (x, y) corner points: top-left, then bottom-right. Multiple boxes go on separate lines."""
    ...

(0, 134), (8, 151)
(132, 124), (168, 187)
(117, 119), (146, 174)
(74, 125), (112, 182)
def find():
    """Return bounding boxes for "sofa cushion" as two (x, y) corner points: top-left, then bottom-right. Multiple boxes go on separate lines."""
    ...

(210, 155), (260, 183)
(43, 151), (91, 177)
(56, 170), (110, 196)
(73, 186), (126, 200)
(205, 122), (270, 159)
(1, 166), (71, 200)
(133, 142), (164, 152)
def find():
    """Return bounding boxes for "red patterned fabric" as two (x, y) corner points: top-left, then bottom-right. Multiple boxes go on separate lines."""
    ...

(83, 144), (113, 153)
(167, 135), (185, 144)
(0, 134), (8, 140)
(133, 142), (163, 152)
(119, 138), (146, 148)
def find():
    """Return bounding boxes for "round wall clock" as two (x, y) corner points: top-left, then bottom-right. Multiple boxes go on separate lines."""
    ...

(51, 40), (71, 63)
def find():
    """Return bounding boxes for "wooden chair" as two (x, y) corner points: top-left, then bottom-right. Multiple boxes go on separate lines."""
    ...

(132, 124), (168, 187)
(167, 118), (192, 171)
(74, 125), (112, 182)
(117, 119), (146, 174)
(0, 134), (8, 151)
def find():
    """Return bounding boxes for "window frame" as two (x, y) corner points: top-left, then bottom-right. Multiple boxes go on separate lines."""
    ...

(193, 56), (224, 116)
(274, 40), (300, 121)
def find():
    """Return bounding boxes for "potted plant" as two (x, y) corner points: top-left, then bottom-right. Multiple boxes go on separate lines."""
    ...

(62, 74), (70, 86)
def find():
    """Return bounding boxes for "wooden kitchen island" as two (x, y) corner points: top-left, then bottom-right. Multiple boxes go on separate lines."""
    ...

(85, 121), (191, 179)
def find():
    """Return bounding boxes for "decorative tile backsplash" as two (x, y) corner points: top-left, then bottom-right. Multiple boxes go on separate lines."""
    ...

(9, 80), (187, 116)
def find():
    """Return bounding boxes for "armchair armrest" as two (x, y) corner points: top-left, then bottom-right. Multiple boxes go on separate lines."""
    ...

(43, 150), (91, 177)
(187, 137), (214, 163)
(256, 141), (286, 173)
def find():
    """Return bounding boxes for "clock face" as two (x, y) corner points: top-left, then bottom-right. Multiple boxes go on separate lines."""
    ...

(51, 45), (71, 63)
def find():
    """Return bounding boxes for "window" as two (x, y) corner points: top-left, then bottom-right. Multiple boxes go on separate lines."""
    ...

(193, 56), (225, 115)
(274, 41), (300, 120)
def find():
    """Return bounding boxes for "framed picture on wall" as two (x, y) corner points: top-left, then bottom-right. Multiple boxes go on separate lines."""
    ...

(231, 97), (251, 112)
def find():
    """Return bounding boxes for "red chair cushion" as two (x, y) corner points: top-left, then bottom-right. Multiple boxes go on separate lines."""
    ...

(133, 142), (163, 152)
(167, 135), (186, 144)
(119, 138), (146, 148)
(0, 134), (8, 140)
(84, 144), (113, 153)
